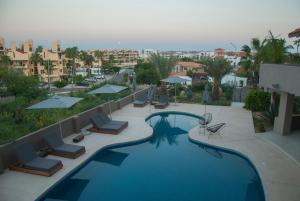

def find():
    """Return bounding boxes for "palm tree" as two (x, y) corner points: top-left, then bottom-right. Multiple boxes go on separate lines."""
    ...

(44, 60), (53, 89)
(240, 37), (266, 86)
(148, 53), (177, 79)
(263, 31), (288, 64)
(94, 50), (104, 66)
(79, 51), (95, 67)
(65, 47), (79, 76)
(203, 58), (232, 101)
(294, 39), (300, 54)
(30, 46), (43, 75)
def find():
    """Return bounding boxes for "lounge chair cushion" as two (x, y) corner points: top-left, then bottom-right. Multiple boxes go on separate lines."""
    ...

(100, 122), (127, 130)
(159, 95), (169, 104)
(98, 113), (111, 124)
(44, 133), (64, 148)
(53, 144), (84, 154)
(90, 115), (105, 128)
(15, 143), (37, 164)
(133, 100), (146, 105)
(24, 157), (61, 172)
(98, 113), (126, 125)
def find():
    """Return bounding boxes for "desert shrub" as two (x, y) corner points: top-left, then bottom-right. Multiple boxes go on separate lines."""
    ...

(221, 84), (234, 101)
(244, 89), (270, 111)
(190, 81), (210, 92)
(53, 80), (68, 88)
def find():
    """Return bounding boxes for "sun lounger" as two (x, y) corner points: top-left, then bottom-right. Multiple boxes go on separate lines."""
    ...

(88, 113), (128, 134)
(133, 96), (148, 107)
(154, 95), (169, 109)
(44, 133), (85, 159)
(206, 123), (226, 137)
(9, 142), (63, 177)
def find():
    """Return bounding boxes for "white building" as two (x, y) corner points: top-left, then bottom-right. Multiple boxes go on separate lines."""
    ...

(90, 67), (102, 75)
(75, 67), (88, 77)
(221, 74), (247, 87)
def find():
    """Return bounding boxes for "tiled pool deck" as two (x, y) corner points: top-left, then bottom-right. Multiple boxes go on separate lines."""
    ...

(0, 103), (299, 201)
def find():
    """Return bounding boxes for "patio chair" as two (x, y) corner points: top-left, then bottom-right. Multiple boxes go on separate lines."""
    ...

(199, 113), (212, 134)
(154, 95), (169, 109)
(206, 123), (226, 137)
(44, 133), (86, 159)
(9, 142), (63, 177)
(88, 113), (128, 134)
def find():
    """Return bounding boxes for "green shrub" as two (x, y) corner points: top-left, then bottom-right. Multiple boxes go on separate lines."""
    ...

(53, 80), (68, 88)
(244, 89), (270, 111)
(190, 81), (211, 92)
(221, 84), (234, 101)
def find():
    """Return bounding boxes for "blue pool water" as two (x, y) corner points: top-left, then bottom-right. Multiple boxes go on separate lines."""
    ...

(38, 111), (265, 201)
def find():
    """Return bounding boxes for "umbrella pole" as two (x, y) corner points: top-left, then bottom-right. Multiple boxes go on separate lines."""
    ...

(175, 84), (176, 104)
(59, 119), (63, 139)
(108, 98), (112, 119)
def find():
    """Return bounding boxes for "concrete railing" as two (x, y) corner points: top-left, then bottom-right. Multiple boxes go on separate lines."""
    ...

(0, 87), (149, 174)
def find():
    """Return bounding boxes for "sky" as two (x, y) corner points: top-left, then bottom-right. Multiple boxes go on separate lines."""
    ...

(0, 0), (299, 51)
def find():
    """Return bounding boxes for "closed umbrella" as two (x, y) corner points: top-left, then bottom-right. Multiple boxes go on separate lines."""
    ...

(202, 84), (210, 115)
(161, 76), (188, 104)
(27, 95), (83, 137)
(88, 84), (128, 118)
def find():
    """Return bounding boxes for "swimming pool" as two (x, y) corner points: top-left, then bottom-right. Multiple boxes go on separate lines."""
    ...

(37, 111), (265, 201)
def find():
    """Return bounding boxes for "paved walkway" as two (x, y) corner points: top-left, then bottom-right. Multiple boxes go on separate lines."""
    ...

(0, 103), (299, 201)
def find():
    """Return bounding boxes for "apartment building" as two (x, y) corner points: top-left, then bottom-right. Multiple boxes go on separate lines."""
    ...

(6, 40), (34, 76)
(5, 39), (66, 82)
(214, 48), (225, 58)
(101, 49), (139, 67)
(39, 40), (67, 82)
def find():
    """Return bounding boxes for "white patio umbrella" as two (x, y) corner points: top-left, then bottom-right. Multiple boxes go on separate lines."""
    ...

(161, 76), (188, 104)
(27, 95), (83, 137)
(88, 84), (127, 118)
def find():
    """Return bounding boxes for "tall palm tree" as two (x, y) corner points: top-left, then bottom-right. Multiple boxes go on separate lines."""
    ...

(203, 58), (232, 101)
(44, 60), (53, 89)
(65, 47), (79, 76)
(148, 53), (177, 79)
(79, 51), (95, 67)
(240, 37), (266, 86)
(294, 39), (300, 54)
(263, 31), (288, 64)
(30, 46), (43, 75)
(94, 50), (104, 66)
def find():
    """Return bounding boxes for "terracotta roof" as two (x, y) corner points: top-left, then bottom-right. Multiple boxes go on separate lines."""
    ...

(225, 51), (246, 57)
(170, 72), (186, 76)
(288, 28), (300, 38)
(176, 61), (203, 69)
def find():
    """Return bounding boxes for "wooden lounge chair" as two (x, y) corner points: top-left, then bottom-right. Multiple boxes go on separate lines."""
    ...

(9, 142), (63, 177)
(154, 95), (169, 109)
(206, 123), (226, 137)
(44, 133), (86, 159)
(88, 113), (128, 134)
(133, 96), (148, 107)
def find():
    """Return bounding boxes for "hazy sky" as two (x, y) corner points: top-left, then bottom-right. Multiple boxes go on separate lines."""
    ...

(0, 0), (299, 50)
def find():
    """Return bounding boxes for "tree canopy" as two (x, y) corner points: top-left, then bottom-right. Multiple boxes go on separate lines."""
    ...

(201, 58), (232, 100)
